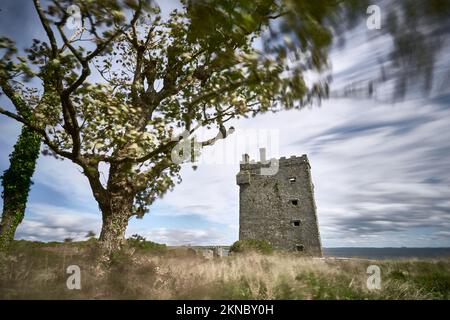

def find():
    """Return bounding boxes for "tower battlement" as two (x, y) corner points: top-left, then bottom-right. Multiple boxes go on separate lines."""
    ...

(239, 154), (310, 173)
(236, 150), (322, 256)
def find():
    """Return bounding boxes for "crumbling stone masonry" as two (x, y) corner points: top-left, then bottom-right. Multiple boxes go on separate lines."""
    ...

(236, 150), (322, 256)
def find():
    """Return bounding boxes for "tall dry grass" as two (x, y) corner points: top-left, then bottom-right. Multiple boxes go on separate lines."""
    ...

(0, 241), (449, 299)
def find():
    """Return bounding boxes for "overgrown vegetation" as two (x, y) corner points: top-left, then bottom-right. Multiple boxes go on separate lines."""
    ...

(230, 239), (273, 255)
(1, 241), (449, 299)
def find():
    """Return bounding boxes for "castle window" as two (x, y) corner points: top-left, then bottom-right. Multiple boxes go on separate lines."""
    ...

(291, 199), (298, 206)
(291, 220), (301, 227)
(289, 177), (296, 183)
(295, 245), (304, 252)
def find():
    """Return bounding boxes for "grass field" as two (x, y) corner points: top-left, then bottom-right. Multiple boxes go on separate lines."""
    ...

(1, 240), (449, 300)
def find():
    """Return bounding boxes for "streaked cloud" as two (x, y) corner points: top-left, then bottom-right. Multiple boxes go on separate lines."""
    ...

(135, 227), (227, 246)
(15, 203), (100, 241)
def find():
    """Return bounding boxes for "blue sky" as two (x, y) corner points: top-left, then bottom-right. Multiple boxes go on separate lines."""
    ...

(1, 1), (450, 247)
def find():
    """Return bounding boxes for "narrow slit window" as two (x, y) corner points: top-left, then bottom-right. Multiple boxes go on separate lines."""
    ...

(289, 177), (296, 183)
(291, 199), (298, 206)
(291, 220), (301, 227)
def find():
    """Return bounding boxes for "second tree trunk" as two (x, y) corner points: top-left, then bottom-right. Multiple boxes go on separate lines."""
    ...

(0, 125), (41, 252)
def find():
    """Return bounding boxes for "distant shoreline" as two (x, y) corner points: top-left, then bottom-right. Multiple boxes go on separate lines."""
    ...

(169, 245), (450, 259)
(323, 247), (450, 259)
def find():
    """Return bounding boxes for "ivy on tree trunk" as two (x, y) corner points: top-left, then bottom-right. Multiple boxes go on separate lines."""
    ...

(0, 125), (41, 252)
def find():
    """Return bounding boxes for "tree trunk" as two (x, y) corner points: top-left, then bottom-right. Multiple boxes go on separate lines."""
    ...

(0, 125), (41, 252)
(97, 163), (136, 254)
(98, 196), (133, 253)
(0, 207), (24, 252)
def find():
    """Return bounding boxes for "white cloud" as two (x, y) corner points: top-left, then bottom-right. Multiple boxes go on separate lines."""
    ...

(16, 203), (101, 241)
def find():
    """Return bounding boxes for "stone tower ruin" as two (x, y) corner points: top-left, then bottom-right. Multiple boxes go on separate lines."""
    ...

(236, 149), (322, 256)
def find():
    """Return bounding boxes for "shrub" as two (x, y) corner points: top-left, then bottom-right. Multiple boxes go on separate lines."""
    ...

(229, 239), (273, 254)
(126, 234), (167, 254)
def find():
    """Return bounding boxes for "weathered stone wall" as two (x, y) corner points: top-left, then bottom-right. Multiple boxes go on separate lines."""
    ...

(236, 154), (322, 256)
